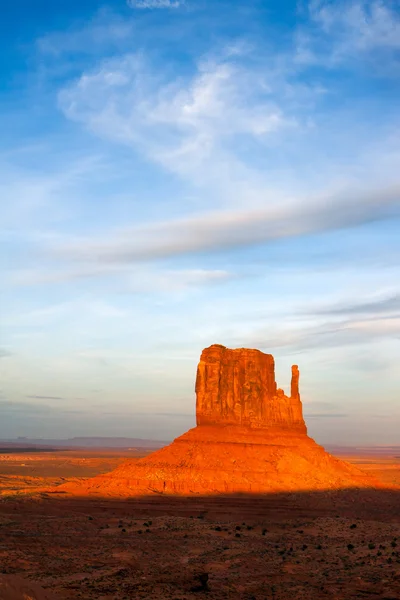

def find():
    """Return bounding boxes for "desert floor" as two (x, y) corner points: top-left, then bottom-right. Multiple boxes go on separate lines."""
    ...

(1, 449), (400, 599)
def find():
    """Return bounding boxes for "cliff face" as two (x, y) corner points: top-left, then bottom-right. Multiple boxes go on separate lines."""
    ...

(195, 344), (306, 433)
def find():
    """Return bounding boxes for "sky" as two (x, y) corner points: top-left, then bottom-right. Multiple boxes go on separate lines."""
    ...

(1, 0), (400, 445)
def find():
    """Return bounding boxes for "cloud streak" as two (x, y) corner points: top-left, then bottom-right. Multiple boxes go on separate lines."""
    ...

(311, 293), (400, 318)
(304, 413), (348, 418)
(51, 184), (399, 265)
(127, 0), (183, 7)
(11, 266), (234, 290)
(26, 395), (65, 401)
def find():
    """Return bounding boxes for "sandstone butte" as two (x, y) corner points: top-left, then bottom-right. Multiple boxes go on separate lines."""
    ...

(59, 344), (378, 497)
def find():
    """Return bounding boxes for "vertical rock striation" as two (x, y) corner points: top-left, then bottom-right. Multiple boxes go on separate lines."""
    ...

(196, 344), (306, 433)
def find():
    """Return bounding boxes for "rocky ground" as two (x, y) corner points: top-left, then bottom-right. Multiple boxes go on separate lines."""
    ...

(1, 489), (400, 600)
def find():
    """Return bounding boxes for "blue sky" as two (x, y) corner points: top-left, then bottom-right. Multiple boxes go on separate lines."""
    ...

(1, 0), (400, 444)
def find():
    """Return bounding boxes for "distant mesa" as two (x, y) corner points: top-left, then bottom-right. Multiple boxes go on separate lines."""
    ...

(58, 344), (378, 497)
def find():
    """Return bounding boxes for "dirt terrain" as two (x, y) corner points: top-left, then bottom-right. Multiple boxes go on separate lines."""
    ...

(0, 449), (149, 497)
(1, 449), (400, 600)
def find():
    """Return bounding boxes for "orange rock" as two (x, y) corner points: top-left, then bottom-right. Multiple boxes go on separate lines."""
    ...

(58, 344), (380, 497)
(196, 345), (306, 432)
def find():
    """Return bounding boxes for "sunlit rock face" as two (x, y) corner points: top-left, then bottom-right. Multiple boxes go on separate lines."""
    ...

(59, 345), (378, 497)
(196, 344), (306, 433)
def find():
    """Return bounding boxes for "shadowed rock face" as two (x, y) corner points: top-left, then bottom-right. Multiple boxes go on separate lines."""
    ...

(196, 344), (306, 433)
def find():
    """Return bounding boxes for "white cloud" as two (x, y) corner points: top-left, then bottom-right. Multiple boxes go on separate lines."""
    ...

(45, 184), (400, 264)
(298, 0), (400, 67)
(58, 53), (292, 185)
(309, 0), (400, 50)
(9, 264), (233, 292)
(127, 0), (183, 8)
(37, 11), (135, 56)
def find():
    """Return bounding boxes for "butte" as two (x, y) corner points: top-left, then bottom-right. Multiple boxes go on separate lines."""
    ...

(61, 344), (376, 496)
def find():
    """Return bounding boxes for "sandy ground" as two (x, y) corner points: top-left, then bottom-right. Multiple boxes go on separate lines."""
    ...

(0, 449), (147, 496)
(1, 449), (400, 600)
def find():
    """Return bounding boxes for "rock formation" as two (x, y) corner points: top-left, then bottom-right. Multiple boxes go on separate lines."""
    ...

(58, 344), (377, 497)
(291, 364), (300, 400)
(196, 345), (305, 432)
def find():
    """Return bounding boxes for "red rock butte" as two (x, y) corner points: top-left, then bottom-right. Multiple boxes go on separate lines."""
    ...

(196, 345), (305, 432)
(61, 344), (377, 497)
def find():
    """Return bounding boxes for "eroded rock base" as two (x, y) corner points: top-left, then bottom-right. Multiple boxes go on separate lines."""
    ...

(62, 426), (377, 497)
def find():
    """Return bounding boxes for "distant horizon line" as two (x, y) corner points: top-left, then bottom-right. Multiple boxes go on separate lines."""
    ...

(1, 436), (400, 450)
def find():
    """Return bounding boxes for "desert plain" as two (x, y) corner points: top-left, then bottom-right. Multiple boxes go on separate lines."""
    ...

(1, 446), (400, 599)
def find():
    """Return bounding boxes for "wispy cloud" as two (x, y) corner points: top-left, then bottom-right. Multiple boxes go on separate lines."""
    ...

(309, 0), (400, 51)
(297, 0), (400, 68)
(127, 0), (184, 8)
(58, 52), (292, 183)
(10, 265), (234, 291)
(49, 185), (399, 265)
(311, 293), (400, 318)
(37, 10), (135, 56)
(305, 413), (348, 418)
(26, 395), (64, 401)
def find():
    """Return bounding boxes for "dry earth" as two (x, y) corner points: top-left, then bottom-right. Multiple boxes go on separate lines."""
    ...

(0, 449), (148, 497)
(1, 449), (400, 599)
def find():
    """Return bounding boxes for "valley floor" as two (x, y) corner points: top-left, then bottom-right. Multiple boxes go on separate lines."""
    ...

(1, 450), (400, 599)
